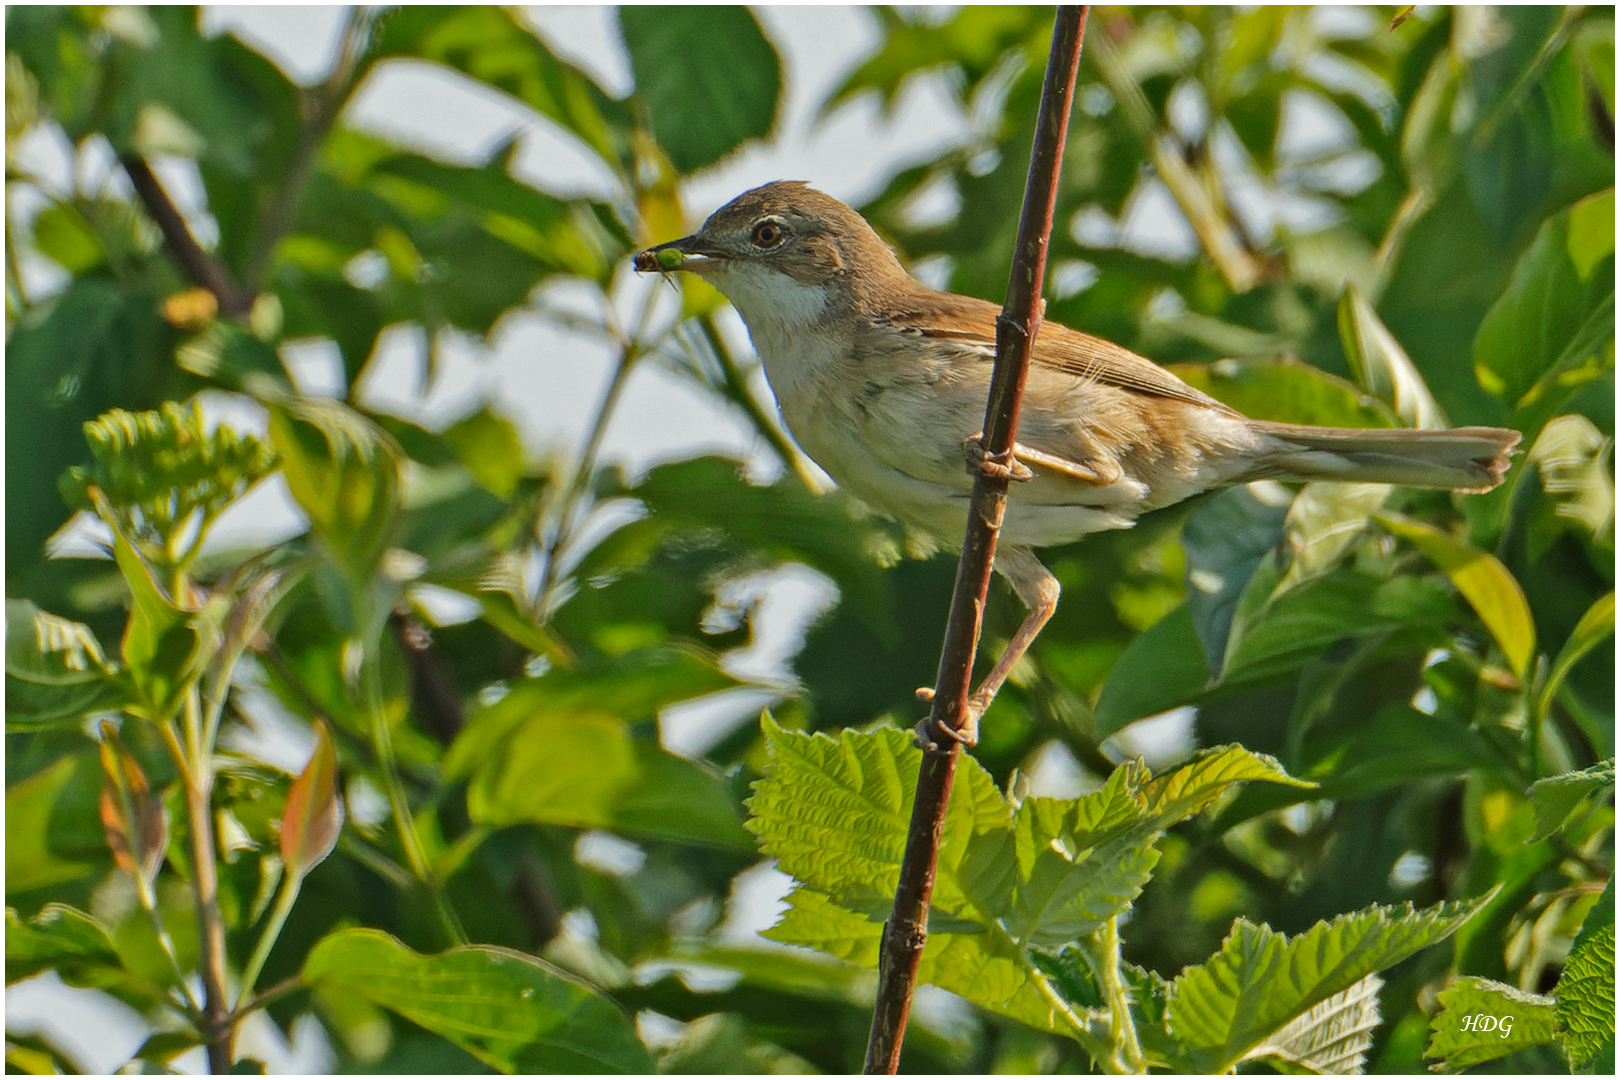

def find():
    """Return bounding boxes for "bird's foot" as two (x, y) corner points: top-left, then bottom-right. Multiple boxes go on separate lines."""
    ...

(911, 706), (981, 751)
(963, 435), (1033, 483)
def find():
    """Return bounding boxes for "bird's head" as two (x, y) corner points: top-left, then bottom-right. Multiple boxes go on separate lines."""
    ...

(634, 181), (914, 326)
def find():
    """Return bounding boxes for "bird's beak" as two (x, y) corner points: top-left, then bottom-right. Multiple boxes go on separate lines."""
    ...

(633, 233), (727, 274)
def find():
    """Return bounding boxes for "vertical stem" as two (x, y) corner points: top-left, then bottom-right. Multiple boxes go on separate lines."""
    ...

(1092, 917), (1145, 1073)
(179, 690), (233, 1072)
(864, 7), (1089, 1073)
(362, 637), (467, 945)
(537, 339), (643, 618)
(236, 874), (302, 1008)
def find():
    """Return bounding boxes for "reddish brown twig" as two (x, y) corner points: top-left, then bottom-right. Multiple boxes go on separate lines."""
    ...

(862, 7), (1090, 1073)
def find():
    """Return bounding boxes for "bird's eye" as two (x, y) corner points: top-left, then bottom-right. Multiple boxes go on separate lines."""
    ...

(751, 219), (785, 248)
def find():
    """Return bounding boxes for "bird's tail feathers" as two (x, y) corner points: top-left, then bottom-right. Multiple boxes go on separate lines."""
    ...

(1247, 422), (1521, 492)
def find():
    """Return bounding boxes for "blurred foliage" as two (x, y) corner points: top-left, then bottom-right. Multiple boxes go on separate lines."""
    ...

(3, 4), (1612, 1075)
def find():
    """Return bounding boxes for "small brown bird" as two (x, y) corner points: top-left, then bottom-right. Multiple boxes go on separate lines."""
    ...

(635, 182), (1520, 745)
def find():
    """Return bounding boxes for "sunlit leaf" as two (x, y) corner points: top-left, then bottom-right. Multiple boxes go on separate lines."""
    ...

(1555, 912), (1615, 1070)
(5, 903), (161, 1010)
(1168, 893), (1492, 1073)
(1339, 283), (1448, 429)
(1242, 973), (1381, 1074)
(1376, 511), (1536, 677)
(5, 599), (110, 685)
(1475, 188), (1616, 409)
(302, 927), (653, 1073)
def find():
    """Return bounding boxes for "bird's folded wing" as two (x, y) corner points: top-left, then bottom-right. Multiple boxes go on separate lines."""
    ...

(894, 291), (1240, 416)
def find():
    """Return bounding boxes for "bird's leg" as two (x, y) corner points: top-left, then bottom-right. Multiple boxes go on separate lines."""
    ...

(915, 545), (1060, 749)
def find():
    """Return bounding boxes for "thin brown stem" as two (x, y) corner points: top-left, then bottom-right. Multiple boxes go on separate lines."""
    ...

(242, 7), (375, 288)
(863, 7), (1089, 1073)
(120, 156), (252, 317)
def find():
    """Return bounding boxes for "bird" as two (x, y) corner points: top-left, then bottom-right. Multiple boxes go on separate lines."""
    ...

(634, 181), (1521, 746)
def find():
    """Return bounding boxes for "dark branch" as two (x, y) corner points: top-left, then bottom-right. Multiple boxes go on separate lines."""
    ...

(863, 7), (1090, 1074)
(121, 155), (253, 317)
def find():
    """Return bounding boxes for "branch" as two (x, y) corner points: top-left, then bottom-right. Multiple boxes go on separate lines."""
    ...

(862, 8), (1090, 1073)
(242, 6), (377, 289)
(122, 156), (253, 316)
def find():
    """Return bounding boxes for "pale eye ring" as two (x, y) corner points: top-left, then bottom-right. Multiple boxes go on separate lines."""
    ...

(751, 219), (785, 248)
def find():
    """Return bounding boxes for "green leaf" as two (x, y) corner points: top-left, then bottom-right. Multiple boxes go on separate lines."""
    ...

(5, 903), (119, 985)
(373, 6), (630, 168)
(91, 488), (205, 722)
(31, 200), (105, 273)
(1338, 283), (1449, 428)
(5, 755), (103, 893)
(1538, 592), (1616, 726)
(1556, 920), (1616, 1071)
(447, 646), (738, 778)
(1094, 604), (1210, 737)
(1167, 893), (1492, 1073)
(1526, 760), (1615, 843)
(1475, 188), (1616, 408)
(266, 396), (401, 588)
(280, 720), (343, 879)
(5, 599), (110, 685)
(444, 409), (525, 499)
(5, 903), (161, 1010)
(1168, 360), (1396, 428)
(751, 724), (1307, 1037)
(1181, 486), (1289, 671)
(302, 928), (652, 1073)
(1376, 511), (1536, 676)
(620, 7), (781, 174)
(1425, 976), (1558, 1072)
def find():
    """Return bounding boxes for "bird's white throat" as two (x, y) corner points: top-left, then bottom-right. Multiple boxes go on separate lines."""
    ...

(708, 263), (830, 333)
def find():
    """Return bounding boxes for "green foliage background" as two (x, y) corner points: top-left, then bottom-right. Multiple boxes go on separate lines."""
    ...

(5, 5), (1614, 1074)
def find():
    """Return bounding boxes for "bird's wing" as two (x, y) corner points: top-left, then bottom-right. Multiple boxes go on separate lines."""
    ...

(883, 290), (1241, 417)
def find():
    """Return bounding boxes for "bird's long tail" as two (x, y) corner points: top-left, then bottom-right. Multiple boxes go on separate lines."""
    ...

(1247, 421), (1522, 492)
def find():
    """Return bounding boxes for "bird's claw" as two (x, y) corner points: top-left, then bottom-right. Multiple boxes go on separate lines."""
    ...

(911, 704), (982, 752)
(963, 435), (1033, 483)
(916, 687), (935, 703)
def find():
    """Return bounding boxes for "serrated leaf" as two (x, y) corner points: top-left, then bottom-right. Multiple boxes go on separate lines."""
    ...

(1244, 973), (1382, 1074)
(1425, 976), (1557, 1072)
(281, 720), (343, 879)
(301, 927), (652, 1073)
(1556, 920), (1615, 1070)
(1526, 760), (1615, 843)
(1168, 893), (1492, 1073)
(765, 886), (1071, 1036)
(5, 599), (110, 685)
(746, 715), (1007, 918)
(97, 722), (167, 905)
(1376, 511), (1536, 677)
